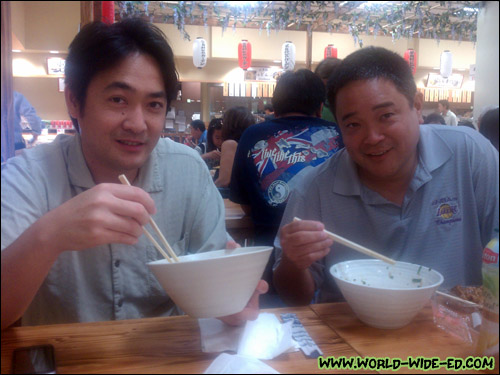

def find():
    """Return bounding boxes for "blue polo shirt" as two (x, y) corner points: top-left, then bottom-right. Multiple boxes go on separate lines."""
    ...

(274, 125), (499, 302)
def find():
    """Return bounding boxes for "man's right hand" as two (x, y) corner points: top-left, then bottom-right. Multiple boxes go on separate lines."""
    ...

(280, 219), (333, 270)
(45, 183), (156, 254)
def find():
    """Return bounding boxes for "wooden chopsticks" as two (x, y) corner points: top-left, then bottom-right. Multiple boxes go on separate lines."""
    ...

(118, 174), (179, 263)
(293, 217), (396, 265)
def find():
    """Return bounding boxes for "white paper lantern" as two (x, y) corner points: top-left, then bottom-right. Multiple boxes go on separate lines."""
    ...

(282, 41), (296, 71)
(193, 37), (207, 69)
(440, 50), (453, 78)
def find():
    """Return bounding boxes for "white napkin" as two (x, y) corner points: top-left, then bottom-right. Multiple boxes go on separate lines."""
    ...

(237, 313), (295, 360)
(199, 313), (297, 359)
(204, 353), (280, 374)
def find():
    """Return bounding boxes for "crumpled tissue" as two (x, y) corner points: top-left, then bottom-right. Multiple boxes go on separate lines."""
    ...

(203, 353), (280, 374)
(199, 313), (297, 359)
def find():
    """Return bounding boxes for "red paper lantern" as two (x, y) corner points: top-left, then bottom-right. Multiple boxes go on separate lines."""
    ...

(324, 44), (338, 59)
(404, 49), (417, 75)
(102, 1), (115, 25)
(238, 40), (252, 71)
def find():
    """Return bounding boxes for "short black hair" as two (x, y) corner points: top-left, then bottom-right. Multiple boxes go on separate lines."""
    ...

(264, 103), (274, 112)
(314, 57), (342, 81)
(272, 69), (325, 117)
(65, 18), (178, 131)
(327, 47), (417, 120)
(438, 100), (450, 110)
(190, 119), (206, 132)
(222, 106), (255, 142)
(423, 113), (446, 125)
(479, 107), (499, 151)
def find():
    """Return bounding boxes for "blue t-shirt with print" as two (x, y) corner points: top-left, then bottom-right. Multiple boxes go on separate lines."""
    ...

(229, 116), (344, 245)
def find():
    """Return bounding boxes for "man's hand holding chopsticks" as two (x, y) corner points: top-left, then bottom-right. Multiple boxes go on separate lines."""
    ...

(45, 183), (156, 254)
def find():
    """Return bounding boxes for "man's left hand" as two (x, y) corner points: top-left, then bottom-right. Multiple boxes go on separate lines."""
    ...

(217, 239), (269, 326)
(217, 279), (269, 326)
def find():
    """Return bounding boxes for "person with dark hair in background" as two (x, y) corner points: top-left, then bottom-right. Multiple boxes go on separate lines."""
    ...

(479, 107), (499, 151)
(13, 91), (43, 151)
(214, 106), (255, 188)
(438, 99), (458, 126)
(274, 47), (498, 306)
(1, 18), (267, 330)
(185, 119), (207, 153)
(230, 69), (344, 307)
(202, 118), (223, 174)
(423, 112), (446, 125)
(314, 57), (342, 123)
(263, 104), (275, 121)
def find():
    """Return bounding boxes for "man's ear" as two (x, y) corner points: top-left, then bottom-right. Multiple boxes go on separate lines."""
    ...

(414, 91), (424, 124)
(64, 88), (80, 119)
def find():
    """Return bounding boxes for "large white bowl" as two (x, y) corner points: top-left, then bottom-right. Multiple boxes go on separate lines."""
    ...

(330, 259), (444, 329)
(147, 246), (273, 318)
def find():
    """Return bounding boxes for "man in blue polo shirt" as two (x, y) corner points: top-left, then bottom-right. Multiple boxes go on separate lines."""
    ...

(273, 47), (499, 306)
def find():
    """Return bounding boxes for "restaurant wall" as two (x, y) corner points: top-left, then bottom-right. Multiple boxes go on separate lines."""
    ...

(11, 1), (25, 49)
(10, 1), (481, 123)
(155, 24), (212, 58)
(23, 1), (79, 51)
(211, 27), (308, 62)
(14, 76), (67, 121)
(312, 33), (409, 61)
(473, 1), (499, 123)
(417, 39), (476, 69)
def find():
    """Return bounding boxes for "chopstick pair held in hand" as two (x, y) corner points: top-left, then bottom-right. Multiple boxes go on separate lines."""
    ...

(118, 174), (179, 263)
(293, 217), (396, 265)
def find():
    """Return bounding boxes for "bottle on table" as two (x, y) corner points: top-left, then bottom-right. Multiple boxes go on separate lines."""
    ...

(476, 229), (499, 368)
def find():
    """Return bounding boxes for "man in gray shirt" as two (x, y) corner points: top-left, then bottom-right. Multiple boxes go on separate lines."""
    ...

(1, 18), (266, 329)
(273, 47), (499, 306)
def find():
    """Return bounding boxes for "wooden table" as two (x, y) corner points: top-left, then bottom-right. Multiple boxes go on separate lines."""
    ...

(2, 303), (490, 374)
(311, 303), (492, 374)
(224, 199), (254, 245)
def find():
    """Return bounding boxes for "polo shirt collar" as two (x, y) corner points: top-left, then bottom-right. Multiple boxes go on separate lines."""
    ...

(331, 149), (362, 196)
(66, 133), (163, 193)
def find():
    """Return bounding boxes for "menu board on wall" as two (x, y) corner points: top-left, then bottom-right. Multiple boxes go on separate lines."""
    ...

(426, 73), (463, 89)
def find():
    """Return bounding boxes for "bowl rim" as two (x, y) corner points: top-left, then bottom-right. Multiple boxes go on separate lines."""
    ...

(330, 259), (444, 291)
(147, 245), (273, 267)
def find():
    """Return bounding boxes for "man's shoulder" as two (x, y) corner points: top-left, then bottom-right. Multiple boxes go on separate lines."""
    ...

(421, 123), (483, 142)
(5, 134), (73, 167)
(294, 150), (345, 192)
(420, 124), (497, 158)
(155, 137), (207, 166)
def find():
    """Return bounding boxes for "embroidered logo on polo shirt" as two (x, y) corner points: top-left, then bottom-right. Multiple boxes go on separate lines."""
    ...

(432, 197), (462, 225)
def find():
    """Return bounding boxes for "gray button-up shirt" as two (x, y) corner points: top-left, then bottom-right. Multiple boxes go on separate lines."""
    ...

(2, 134), (228, 326)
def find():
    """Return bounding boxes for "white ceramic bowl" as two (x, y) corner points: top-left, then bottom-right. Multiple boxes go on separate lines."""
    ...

(330, 259), (444, 329)
(147, 246), (273, 318)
